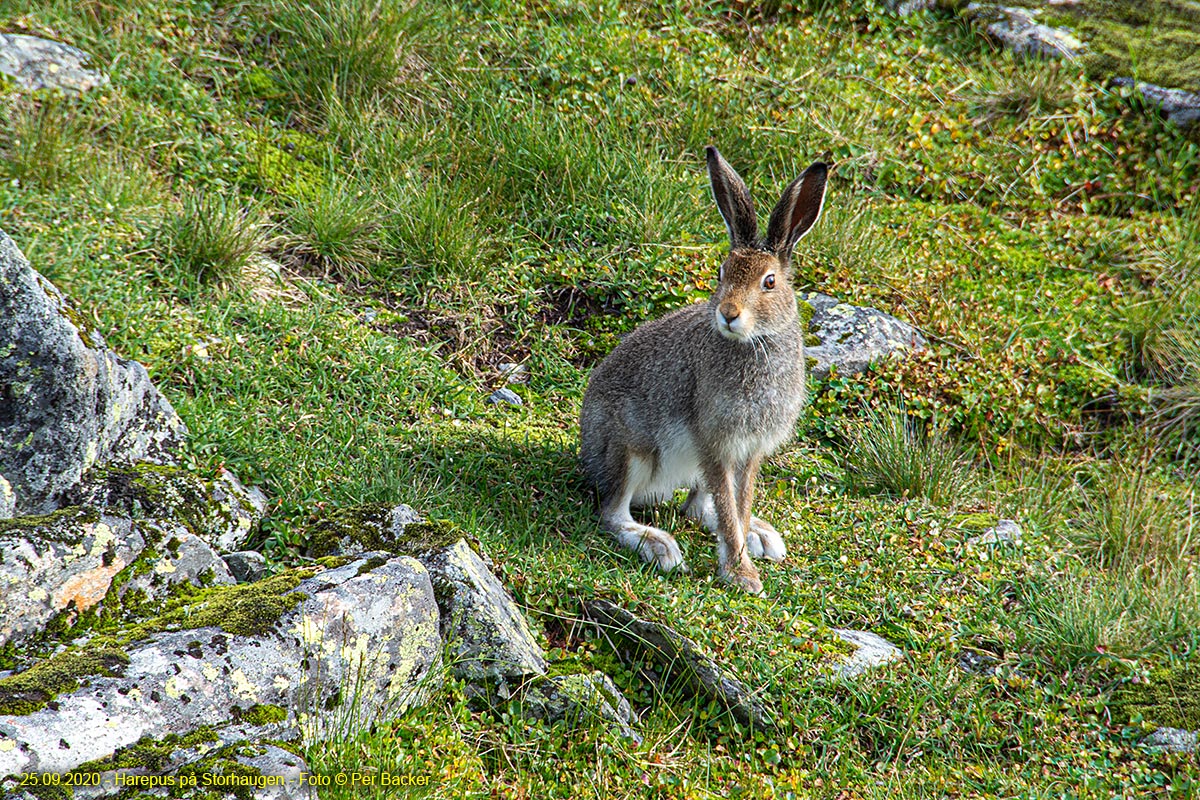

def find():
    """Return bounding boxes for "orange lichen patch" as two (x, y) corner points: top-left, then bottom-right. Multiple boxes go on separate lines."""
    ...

(52, 559), (127, 614)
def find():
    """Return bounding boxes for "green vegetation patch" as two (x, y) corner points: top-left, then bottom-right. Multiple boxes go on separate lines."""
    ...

(305, 503), (468, 559)
(1111, 659), (1200, 730)
(72, 727), (221, 774)
(0, 646), (130, 715)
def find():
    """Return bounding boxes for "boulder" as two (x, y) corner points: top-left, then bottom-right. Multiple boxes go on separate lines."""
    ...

(1112, 78), (1200, 129)
(422, 539), (546, 689)
(964, 4), (1084, 59)
(585, 598), (772, 729)
(0, 230), (187, 515)
(829, 629), (903, 679)
(801, 292), (926, 379)
(0, 553), (441, 776)
(0, 34), (108, 94)
(965, 519), (1023, 548)
(0, 509), (234, 651)
(0, 477), (12, 520)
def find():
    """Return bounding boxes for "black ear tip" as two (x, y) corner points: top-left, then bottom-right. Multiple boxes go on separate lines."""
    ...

(807, 162), (830, 177)
(705, 145), (720, 161)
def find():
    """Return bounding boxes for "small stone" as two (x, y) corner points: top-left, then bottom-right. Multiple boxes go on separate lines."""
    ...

(801, 292), (926, 379)
(523, 671), (641, 743)
(830, 629), (903, 679)
(966, 519), (1023, 548)
(488, 387), (524, 407)
(224, 551), (268, 583)
(1112, 78), (1200, 129)
(497, 362), (529, 384)
(0, 34), (108, 93)
(1141, 727), (1198, 754)
(958, 650), (1000, 676)
(965, 4), (1084, 60)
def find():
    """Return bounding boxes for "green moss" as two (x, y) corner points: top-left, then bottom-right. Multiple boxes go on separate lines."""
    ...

(804, 333), (822, 347)
(72, 727), (220, 774)
(0, 570), (313, 715)
(236, 705), (288, 729)
(71, 464), (238, 543)
(235, 703), (288, 726)
(242, 129), (329, 202)
(951, 512), (1000, 532)
(306, 503), (469, 559)
(1110, 659), (1200, 729)
(0, 646), (130, 715)
(797, 299), (815, 330)
(0, 507), (101, 538)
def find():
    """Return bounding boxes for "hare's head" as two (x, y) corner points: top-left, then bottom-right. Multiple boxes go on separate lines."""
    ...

(705, 146), (828, 343)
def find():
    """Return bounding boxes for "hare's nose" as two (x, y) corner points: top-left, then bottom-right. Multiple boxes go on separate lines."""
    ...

(719, 303), (740, 323)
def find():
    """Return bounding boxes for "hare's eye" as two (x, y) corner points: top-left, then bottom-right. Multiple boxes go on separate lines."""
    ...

(762, 273), (776, 291)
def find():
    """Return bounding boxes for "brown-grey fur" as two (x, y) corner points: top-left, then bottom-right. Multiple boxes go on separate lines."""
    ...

(579, 146), (828, 593)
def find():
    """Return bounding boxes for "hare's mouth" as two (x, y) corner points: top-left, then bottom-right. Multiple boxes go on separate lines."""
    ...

(713, 312), (753, 343)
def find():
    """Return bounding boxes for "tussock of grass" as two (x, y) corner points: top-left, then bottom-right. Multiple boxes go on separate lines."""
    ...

(841, 405), (977, 505)
(0, 98), (88, 189)
(155, 192), (269, 286)
(282, 177), (383, 278)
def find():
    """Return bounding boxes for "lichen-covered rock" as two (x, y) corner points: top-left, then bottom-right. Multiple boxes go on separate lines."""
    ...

(65, 464), (266, 554)
(0, 510), (233, 651)
(0, 230), (186, 516)
(224, 551), (268, 583)
(0, 553), (441, 776)
(0, 477), (12, 520)
(424, 539), (546, 687)
(307, 503), (428, 559)
(586, 599), (772, 729)
(964, 4), (1084, 59)
(1112, 78), (1200, 129)
(829, 629), (903, 679)
(0, 34), (108, 94)
(801, 292), (926, 380)
(523, 671), (640, 743)
(1141, 727), (1198, 755)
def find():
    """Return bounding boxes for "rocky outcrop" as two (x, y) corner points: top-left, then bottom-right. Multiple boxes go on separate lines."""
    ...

(585, 598), (773, 729)
(1141, 727), (1198, 755)
(0, 553), (441, 776)
(0, 477), (12, 520)
(1112, 79), (1200, 129)
(0, 230), (187, 515)
(802, 292), (926, 379)
(965, 4), (1084, 59)
(0, 34), (108, 94)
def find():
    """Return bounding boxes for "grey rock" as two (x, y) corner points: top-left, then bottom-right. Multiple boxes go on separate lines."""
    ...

(498, 363), (529, 384)
(523, 671), (641, 743)
(424, 539), (546, 686)
(586, 598), (772, 728)
(0, 476), (12, 520)
(0, 510), (233, 650)
(965, 4), (1084, 59)
(0, 34), (108, 94)
(1141, 727), (1198, 754)
(801, 292), (926, 379)
(1113, 78), (1200, 129)
(889, 0), (937, 14)
(0, 230), (187, 516)
(0, 553), (441, 776)
(957, 649), (1000, 676)
(830, 629), (903, 679)
(65, 464), (265, 554)
(229, 744), (316, 800)
(225, 551), (268, 583)
(487, 387), (524, 407)
(966, 519), (1023, 547)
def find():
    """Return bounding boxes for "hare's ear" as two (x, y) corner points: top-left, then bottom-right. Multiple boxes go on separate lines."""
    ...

(765, 162), (828, 263)
(706, 146), (758, 248)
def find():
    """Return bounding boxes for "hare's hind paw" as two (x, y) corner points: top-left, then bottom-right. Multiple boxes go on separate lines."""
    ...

(746, 516), (787, 562)
(720, 563), (764, 595)
(611, 523), (689, 573)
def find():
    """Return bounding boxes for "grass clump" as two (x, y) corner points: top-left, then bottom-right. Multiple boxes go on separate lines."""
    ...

(282, 176), (383, 278)
(155, 192), (269, 286)
(0, 98), (88, 189)
(268, 0), (423, 114)
(841, 404), (977, 505)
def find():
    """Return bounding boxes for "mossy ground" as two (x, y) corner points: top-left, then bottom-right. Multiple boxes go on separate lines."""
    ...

(1, 0), (1199, 796)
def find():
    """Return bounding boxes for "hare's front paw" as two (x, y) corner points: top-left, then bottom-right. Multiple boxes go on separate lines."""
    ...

(746, 516), (787, 562)
(720, 563), (764, 595)
(613, 524), (689, 573)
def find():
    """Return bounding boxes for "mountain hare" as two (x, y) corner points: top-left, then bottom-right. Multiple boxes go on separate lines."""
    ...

(579, 146), (828, 594)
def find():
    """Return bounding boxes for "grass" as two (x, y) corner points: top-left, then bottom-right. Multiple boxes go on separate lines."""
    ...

(2, 0), (1200, 795)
